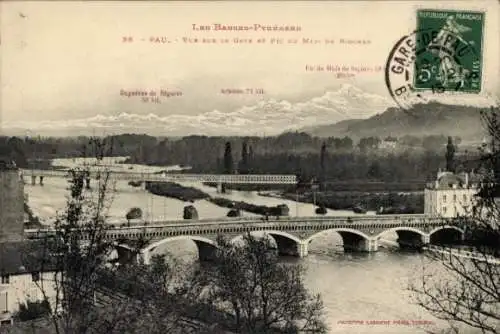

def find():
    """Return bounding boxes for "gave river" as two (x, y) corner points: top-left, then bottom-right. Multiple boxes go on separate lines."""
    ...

(24, 158), (472, 333)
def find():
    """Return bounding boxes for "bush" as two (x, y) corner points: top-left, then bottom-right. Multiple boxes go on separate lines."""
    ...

(183, 205), (199, 219)
(126, 207), (143, 221)
(128, 180), (143, 187)
(15, 299), (51, 322)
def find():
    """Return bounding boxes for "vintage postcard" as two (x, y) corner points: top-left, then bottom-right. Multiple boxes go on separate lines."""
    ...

(0, 1), (499, 333)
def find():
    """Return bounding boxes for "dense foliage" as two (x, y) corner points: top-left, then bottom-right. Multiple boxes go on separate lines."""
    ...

(0, 133), (477, 186)
(196, 234), (327, 333)
(410, 108), (500, 334)
(15, 299), (51, 322)
(125, 207), (142, 221)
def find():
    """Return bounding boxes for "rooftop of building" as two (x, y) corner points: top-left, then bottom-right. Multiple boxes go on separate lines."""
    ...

(426, 170), (484, 190)
(0, 240), (60, 276)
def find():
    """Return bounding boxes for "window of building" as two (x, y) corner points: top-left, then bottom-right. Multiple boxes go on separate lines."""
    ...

(453, 194), (457, 202)
(31, 272), (40, 282)
(443, 195), (447, 203)
(463, 194), (467, 201)
(0, 291), (7, 313)
(0, 275), (9, 284)
(443, 206), (447, 213)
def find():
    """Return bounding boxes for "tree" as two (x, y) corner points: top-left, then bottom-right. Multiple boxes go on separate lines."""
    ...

(15, 299), (51, 322)
(126, 207), (143, 223)
(24, 137), (202, 334)
(223, 141), (233, 174)
(95, 253), (203, 334)
(367, 160), (382, 180)
(221, 142), (233, 194)
(6, 136), (28, 167)
(410, 108), (500, 334)
(239, 141), (249, 174)
(446, 136), (456, 172)
(198, 233), (327, 333)
(21, 137), (141, 333)
(319, 142), (327, 191)
(339, 136), (353, 150)
(358, 137), (380, 153)
(248, 145), (254, 173)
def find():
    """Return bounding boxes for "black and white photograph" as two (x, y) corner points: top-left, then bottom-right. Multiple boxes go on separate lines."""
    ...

(0, 1), (499, 333)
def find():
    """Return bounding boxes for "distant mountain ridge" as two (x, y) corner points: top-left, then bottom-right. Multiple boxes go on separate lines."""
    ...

(2, 84), (497, 138)
(302, 102), (493, 141)
(1, 84), (393, 137)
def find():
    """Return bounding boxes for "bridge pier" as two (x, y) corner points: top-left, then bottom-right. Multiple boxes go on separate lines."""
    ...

(339, 232), (378, 252)
(298, 241), (309, 257)
(366, 238), (379, 252)
(268, 234), (308, 257)
(139, 250), (152, 265)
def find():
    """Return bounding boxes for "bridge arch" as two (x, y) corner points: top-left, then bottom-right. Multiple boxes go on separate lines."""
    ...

(306, 228), (371, 243)
(376, 226), (427, 249)
(142, 235), (219, 262)
(429, 225), (464, 236)
(306, 228), (372, 252)
(230, 230), (303, 257)
(429, 226), (465, 245)
(375, 226), (427, 239)
(230, 230), (302, 244)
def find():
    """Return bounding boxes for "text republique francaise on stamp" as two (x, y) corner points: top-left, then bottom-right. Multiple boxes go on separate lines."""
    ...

(385, 9), (485, 109)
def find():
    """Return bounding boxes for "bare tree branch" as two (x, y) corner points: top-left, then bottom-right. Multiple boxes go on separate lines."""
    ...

(410, 107), (500, 334)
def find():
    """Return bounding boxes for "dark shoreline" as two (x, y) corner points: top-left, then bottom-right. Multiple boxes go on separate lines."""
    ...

(277, 191), (424, 214)
(138, 181), (424, 216)
(140, 181), (291, 217)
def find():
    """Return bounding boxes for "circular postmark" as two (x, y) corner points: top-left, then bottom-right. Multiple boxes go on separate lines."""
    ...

(385, 26), (482, 111)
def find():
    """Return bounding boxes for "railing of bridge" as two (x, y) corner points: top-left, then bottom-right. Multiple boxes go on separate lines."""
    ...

(105, 214), (440, 227)
(102, 219), (457, 243)
(24, 214), (454, 239)
(21, 169), (298, 184)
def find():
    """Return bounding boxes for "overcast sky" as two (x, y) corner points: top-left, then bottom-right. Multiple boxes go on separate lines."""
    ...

(1, 0), (498, 127)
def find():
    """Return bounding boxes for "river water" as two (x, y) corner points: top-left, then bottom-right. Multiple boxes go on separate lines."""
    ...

(25, 158), (470, 333)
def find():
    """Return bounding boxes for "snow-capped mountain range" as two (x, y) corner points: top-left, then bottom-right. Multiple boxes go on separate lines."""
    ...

(3, 84), (498, 137)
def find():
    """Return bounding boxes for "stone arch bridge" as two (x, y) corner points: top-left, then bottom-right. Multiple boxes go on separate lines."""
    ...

(84, 215), (464, 264)
(25, 215), (464, 264)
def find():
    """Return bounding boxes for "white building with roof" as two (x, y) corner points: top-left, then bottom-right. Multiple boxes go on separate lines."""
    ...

(424, 170), (482, 218)
(0, 242), (60, 327)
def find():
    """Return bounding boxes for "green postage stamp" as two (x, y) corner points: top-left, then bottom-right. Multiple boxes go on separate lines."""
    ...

(414, 9), (485, 93)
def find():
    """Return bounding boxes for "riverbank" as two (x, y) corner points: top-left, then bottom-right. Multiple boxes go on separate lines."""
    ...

(23, 201), (44, 229)
(276, 191), (424, 214)
(203, 182), (293, 192)
(145, 182), (210, 202)
(142, 182), (290, 217)
(208, 197), (289, 217)
(203, 181), (425, 192)
(424, 245), (500, 264)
